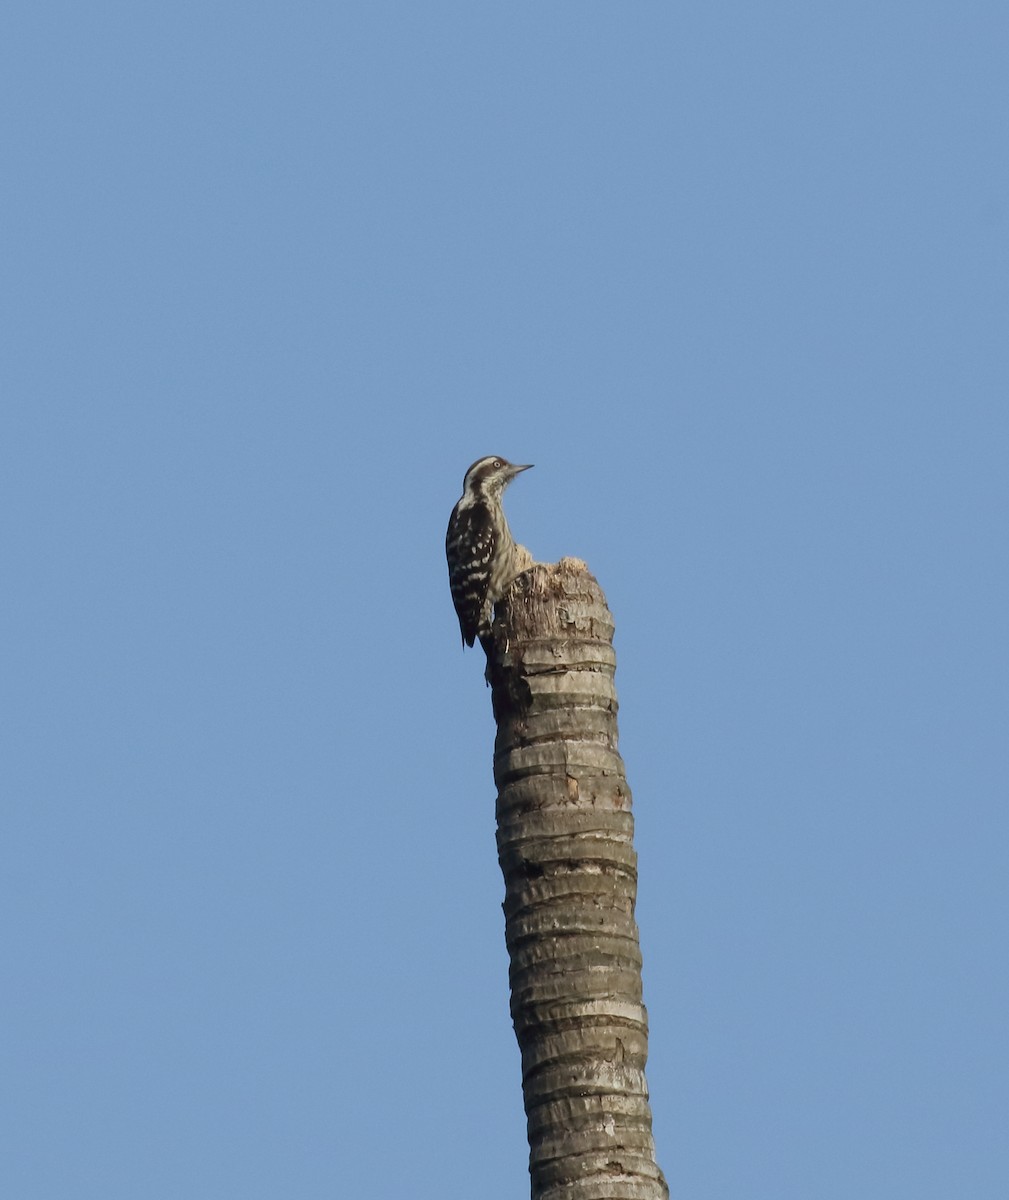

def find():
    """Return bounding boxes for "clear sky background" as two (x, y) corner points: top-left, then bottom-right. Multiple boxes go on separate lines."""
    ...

(3, 4), (1007, 1198)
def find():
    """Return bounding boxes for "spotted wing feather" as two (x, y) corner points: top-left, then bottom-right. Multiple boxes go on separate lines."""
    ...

(446, 501), (497, 647)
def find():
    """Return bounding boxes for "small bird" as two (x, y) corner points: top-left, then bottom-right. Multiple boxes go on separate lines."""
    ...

(446, 456), (534, 648)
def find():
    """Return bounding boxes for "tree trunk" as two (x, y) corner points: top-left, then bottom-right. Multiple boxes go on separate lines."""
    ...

(487, 559), (668, 1200)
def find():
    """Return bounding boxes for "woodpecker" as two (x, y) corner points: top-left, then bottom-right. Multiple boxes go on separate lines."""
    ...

(446, 456), (534, 648)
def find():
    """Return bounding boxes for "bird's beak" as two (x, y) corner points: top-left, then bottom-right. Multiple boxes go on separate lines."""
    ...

(511, 463), (534, 476)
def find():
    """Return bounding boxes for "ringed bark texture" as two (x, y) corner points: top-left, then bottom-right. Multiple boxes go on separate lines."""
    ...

(489, 559), (668, 1200)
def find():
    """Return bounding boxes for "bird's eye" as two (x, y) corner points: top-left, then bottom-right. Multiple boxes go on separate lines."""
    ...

(493, 459), (503, 468)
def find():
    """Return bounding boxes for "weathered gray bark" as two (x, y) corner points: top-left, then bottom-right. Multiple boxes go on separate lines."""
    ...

(487, 559), (668, 1200)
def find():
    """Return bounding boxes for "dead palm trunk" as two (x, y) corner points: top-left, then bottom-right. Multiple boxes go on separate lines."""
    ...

(487, 558), (668, 1200)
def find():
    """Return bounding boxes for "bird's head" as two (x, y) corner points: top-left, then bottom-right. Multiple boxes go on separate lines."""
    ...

(462, 456), (534, 500)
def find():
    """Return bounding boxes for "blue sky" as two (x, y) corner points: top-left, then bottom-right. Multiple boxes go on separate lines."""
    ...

(3, 4), (1007, 1198)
